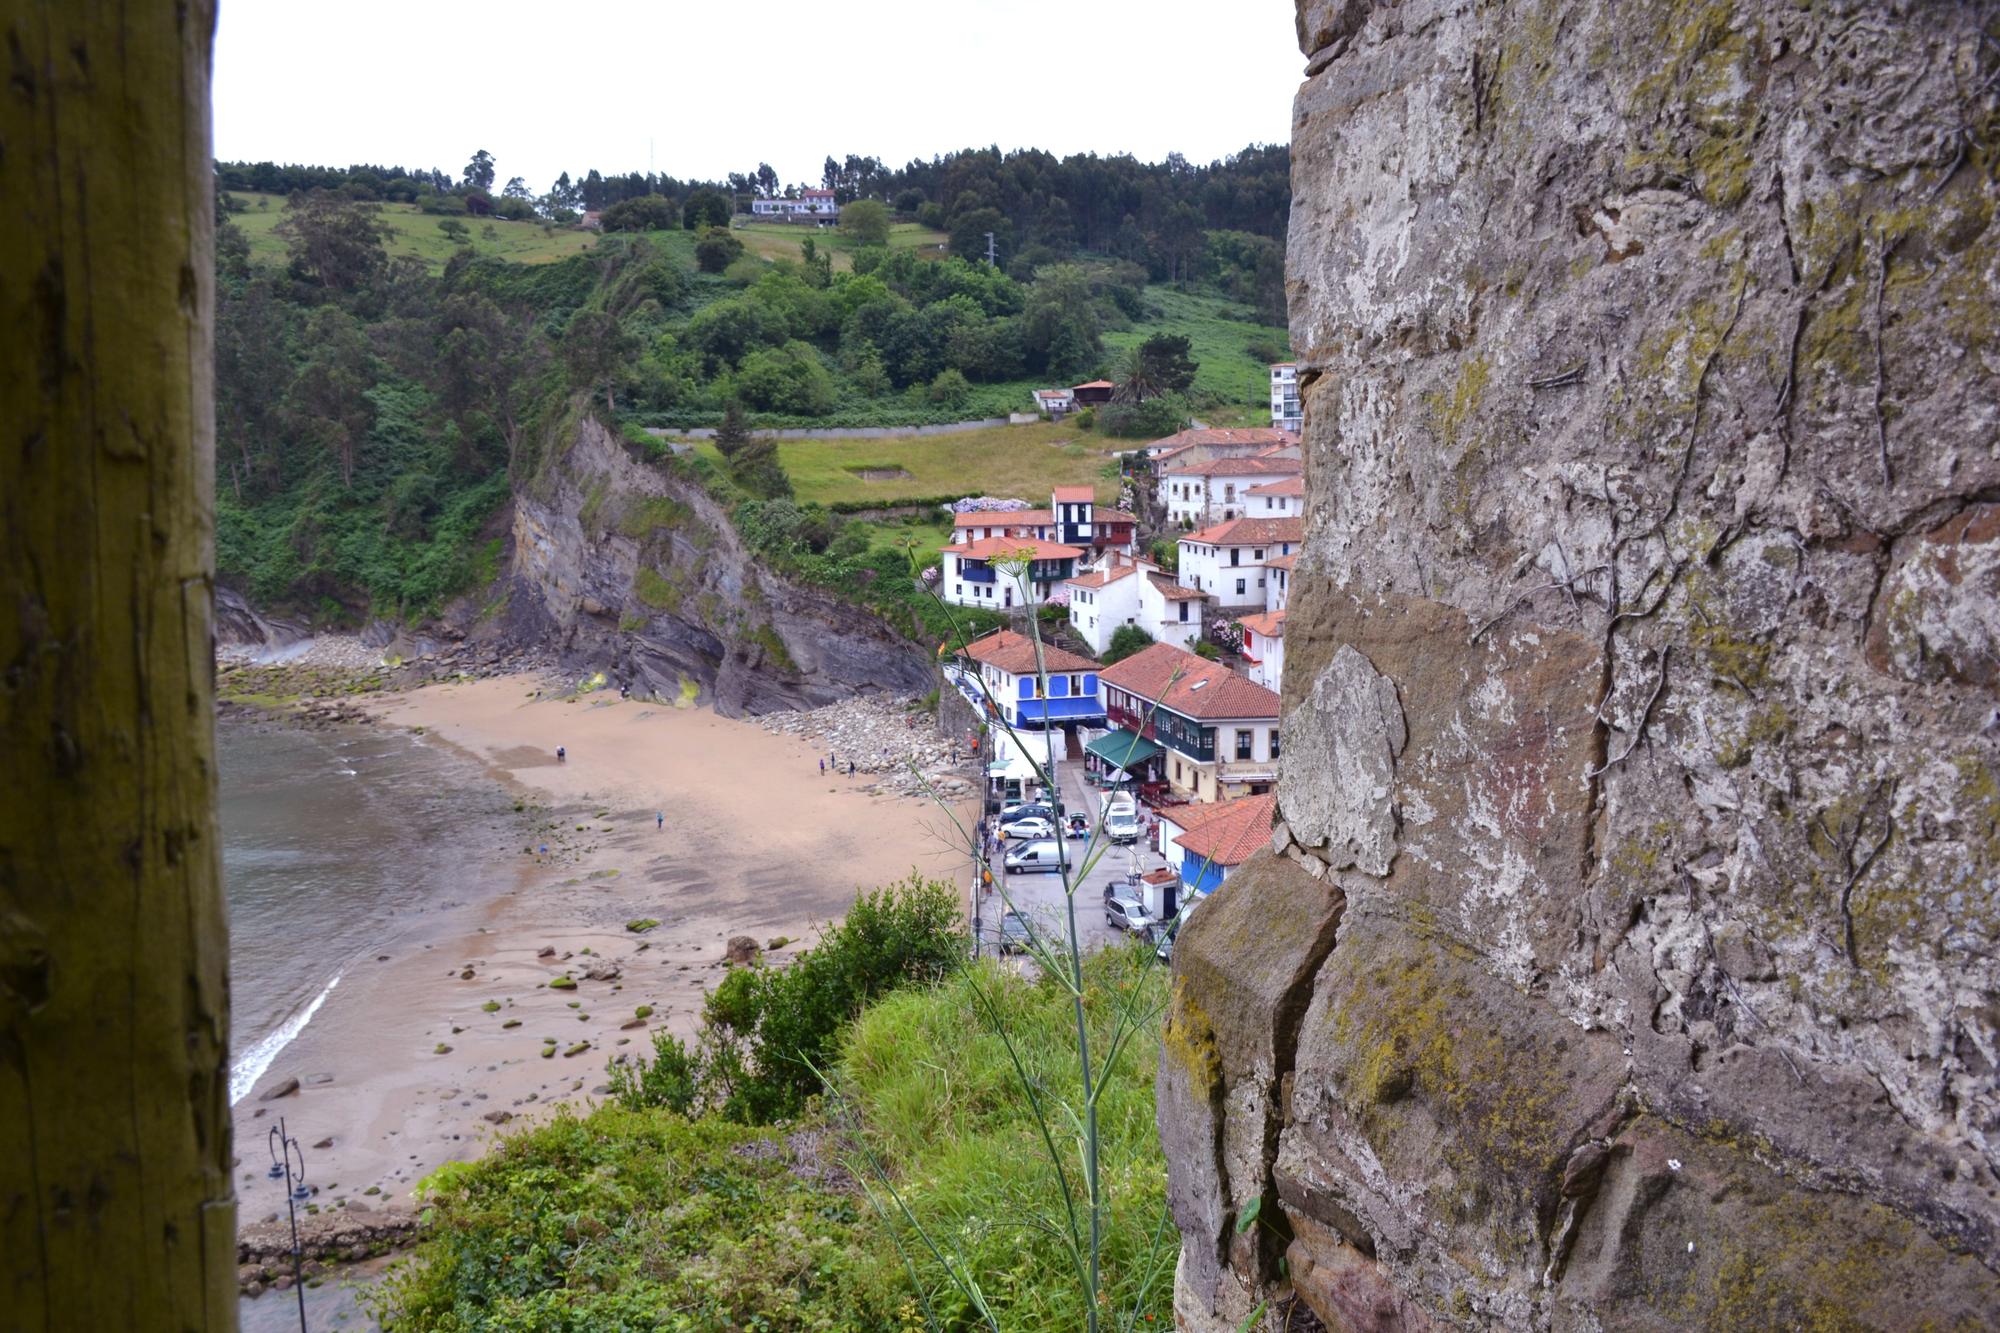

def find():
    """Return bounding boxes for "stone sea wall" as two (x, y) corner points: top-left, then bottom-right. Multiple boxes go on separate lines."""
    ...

(1162, 2), (2000, 1328)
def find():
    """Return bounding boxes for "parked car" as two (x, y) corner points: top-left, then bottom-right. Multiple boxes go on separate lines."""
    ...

(998, 911), (1034, 954)
(1104, 808), (1143, 844)
(1003, 816), (1056, 841)
(998, 803), (1055, 830)
(1105, 892), (1152, 934)
(1004, 839), (1070, 874)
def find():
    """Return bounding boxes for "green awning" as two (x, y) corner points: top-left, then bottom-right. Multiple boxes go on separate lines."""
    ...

(1086, 728), (1161, 769)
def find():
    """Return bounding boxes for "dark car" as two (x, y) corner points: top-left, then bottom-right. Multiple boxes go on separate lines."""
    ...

(998, 911), (1034, 955)
(999, 803), (1055, 829)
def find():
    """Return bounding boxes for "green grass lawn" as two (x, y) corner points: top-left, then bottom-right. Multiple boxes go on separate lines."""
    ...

(733, 219), (948, 272)
(226, 192), (603, 271)
(691, 419), (1126, 509)
(1103, 285), (1291, 425)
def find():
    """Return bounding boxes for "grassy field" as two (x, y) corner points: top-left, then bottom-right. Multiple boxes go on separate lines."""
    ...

(1104, 285), (1290, 426)
(225, 191), (602, 271)
(732, 219), (948, 272)
(691, 419), (1126, 509)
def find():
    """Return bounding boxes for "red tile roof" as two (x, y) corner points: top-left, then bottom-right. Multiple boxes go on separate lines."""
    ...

(1271, 361), (1297, 368)
(1174, 793), (1278, 867)
(1051, 486), (1095, 503)
(961, 629), (1098, 676)
(1265, 553), (1299, 572)
(1165, 455), (1303, 479)
(1073, 380), (1115, 390)
(1147, 427), (1295, 452)
(1183, 518), (1304, 547)
(1147, 574), (1206, 601)
(953, 508), (1053, 528)
(1246, 477), (1304, 497)
(1095, 508), (1137, 523)
(1098, 643), (1280, 720)
(949, 535), (1083, 560)
(1066, 564), (1140, 590)
(1236, 609), (1287, 638)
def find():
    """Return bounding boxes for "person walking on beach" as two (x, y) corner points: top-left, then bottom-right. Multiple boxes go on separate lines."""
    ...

(556, 746), (566, 763)
(656, 811), (664, 830)
(819, 758), (826, 776)
(847, 760), (855, 776)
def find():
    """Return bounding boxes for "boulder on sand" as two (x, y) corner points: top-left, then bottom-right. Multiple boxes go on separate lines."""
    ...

(259, 1077), (300, 1101)
(723, 936), (761, 966)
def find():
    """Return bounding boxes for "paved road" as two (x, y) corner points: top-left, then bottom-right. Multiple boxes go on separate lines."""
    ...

(971, 757), (1169, 963)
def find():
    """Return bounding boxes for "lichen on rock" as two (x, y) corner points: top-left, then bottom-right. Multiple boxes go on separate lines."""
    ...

(1163, 2), (2000, 1328)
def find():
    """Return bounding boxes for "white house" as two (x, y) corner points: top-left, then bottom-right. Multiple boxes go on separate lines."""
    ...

(1244, 475), (1303, 518)
(952, 508), (1054, 545)
(939, 535), (1085, 610)
(1065, 556), (1206, 655)
(1143, 426), (1295, 470)
(1032, 387), (1076, 417)
(1161, 791), (1278, 897)
(1270, 363), (1302, 431)
(1264, 552), (1296, 612)
(1159, 455), (1302, 526)
(1177, 518), (1302, 613)
(1099, 643), (1282, 804)
(1236, 609), (1287, 692)
(749, 188), (840, 221)
(958, 629), (1105, 731)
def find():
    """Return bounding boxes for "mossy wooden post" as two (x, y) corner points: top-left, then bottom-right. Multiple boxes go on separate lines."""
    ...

(0, 2), (234, 1327)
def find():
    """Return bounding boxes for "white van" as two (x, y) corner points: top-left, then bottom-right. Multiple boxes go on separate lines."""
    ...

(1004, 839), (1070, 875)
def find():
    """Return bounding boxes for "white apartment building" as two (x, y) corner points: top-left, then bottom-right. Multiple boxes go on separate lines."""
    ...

(1271, 362), (1302, 431)
(1244, 475), (1303, 518)
(1065, 556), (1206, 655)
(1159, 455), (1302, 527)
(1177, 518), (1302, 613)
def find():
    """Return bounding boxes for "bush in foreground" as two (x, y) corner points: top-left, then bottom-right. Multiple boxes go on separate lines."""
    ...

(375, 946), (1170, 1331)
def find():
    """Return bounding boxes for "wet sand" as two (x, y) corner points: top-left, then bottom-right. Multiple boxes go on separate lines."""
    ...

(230, 675), (974, 1223)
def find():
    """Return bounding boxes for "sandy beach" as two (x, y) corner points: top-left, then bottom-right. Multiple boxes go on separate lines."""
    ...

(229, 675), (975, 1227)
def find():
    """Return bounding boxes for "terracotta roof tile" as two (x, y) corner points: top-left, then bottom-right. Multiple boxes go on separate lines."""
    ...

(1066, 564), (1140, 590)
(1147, 427), (1296, 452)
(1147, 575), (1206, 601)
(1097, 643), (1280, 720)
(1245, 477), (1304, 496)
(949, 535), (1083, 560)
(1164, 456), (1303, 479)
(1051, 486), (1095, 503)
(960, 629), (1098, 676)
(953, 508), (1053, 527)
(1235, 609), (1287, 638)
(1174, 793), (1278, 867)
(1182, 518), (1304, 547)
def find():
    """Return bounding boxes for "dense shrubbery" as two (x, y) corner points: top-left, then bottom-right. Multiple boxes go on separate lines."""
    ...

(610, 875), (961, 1123)
(1103, 624), (1156, 664)
(377, 945), (1173, 1332)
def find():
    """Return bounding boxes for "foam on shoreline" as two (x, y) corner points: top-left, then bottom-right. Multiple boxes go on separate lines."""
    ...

(231, 973), (340, 1106)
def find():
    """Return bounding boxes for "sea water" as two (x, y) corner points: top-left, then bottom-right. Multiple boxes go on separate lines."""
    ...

(219, 719), (507, 1103)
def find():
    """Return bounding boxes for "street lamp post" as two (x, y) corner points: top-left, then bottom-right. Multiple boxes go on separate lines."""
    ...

(267, 1117), (312, 1331)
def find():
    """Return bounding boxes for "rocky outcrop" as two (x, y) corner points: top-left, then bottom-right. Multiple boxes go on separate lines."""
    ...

(1164, 3), (2000, 1328)
(492, 415), (932, 715)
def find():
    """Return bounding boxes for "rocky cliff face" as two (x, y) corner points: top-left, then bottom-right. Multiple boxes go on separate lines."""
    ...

(1162, 3), (2000, 1328)
(493, 416), (932, 714)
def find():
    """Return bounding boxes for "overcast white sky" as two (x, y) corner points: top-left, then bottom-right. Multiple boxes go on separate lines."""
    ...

(214, 1), (1302, 191)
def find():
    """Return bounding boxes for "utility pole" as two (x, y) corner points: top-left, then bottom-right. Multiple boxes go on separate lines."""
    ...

(985, 231), (998, 266)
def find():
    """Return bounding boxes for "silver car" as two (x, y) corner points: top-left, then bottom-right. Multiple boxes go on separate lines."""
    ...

(1104, 893), (1152, 934)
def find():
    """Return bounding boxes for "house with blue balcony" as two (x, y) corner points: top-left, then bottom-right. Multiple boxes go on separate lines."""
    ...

(959, 629), (1106, 731)
(939, 535), (1086, 611)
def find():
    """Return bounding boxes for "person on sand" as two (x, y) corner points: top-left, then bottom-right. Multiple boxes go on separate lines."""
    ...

(819, 758), (825, 776)
(847, 760), (855, 776)
(656, 811), (664, 830)
(556, 746), (566, 763)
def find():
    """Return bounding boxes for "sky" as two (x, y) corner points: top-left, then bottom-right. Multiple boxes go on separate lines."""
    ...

(213, 0), (1303, 191)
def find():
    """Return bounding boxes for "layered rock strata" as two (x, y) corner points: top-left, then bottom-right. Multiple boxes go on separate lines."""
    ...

(1163, 2), (2000, 1327)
